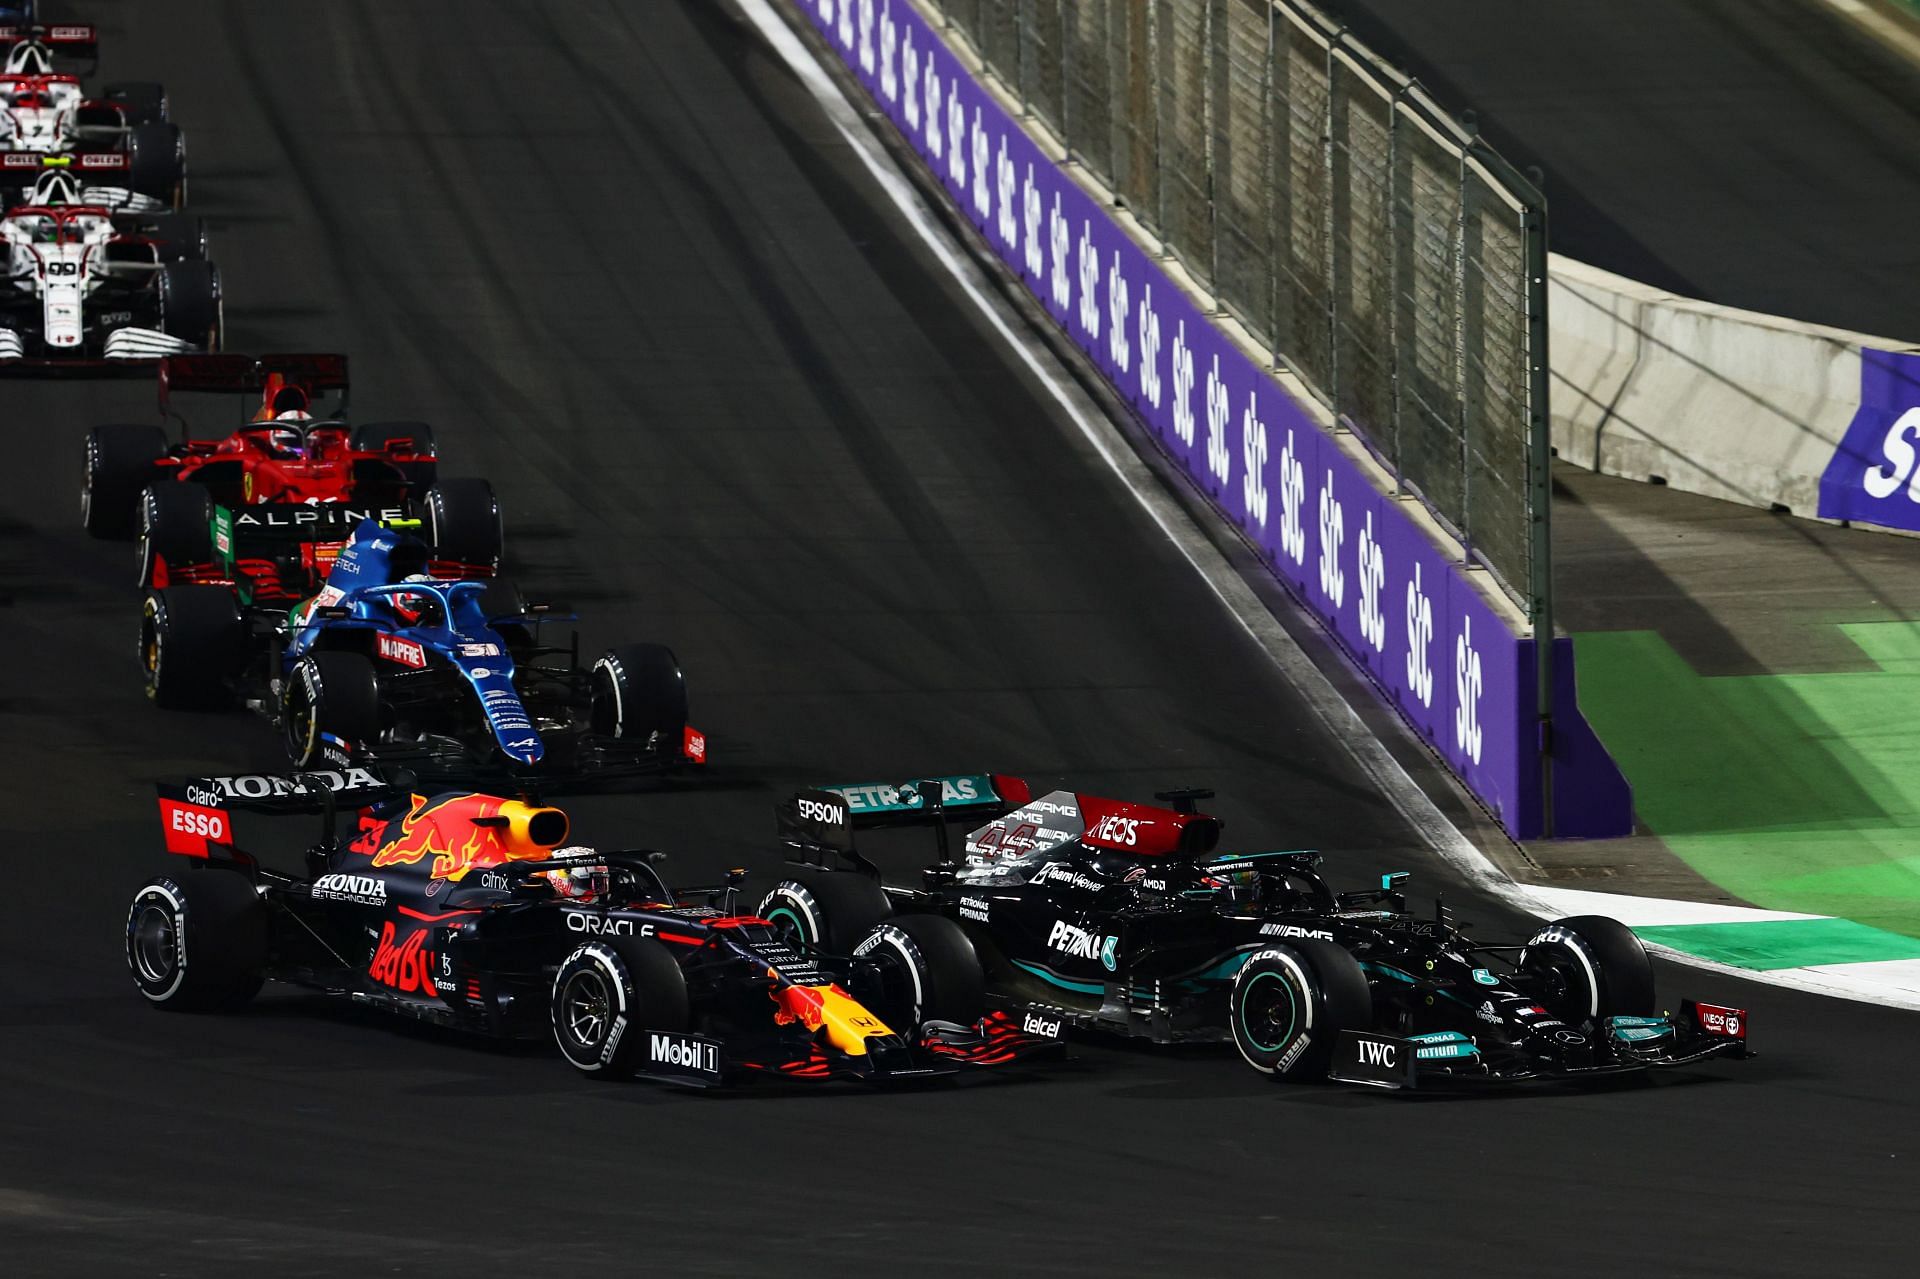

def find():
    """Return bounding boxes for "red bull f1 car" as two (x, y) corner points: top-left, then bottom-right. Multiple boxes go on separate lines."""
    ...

(759, 777), (1752, 1090)
(124, 773), (1062, 1086)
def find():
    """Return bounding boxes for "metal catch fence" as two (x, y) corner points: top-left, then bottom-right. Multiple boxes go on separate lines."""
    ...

(927, 0), (1549, 620)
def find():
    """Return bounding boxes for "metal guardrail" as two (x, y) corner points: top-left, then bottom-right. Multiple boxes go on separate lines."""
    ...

(927, 0), (1550, 636)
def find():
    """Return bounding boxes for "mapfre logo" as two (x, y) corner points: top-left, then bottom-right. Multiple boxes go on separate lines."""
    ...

(378, 633), (426, 669)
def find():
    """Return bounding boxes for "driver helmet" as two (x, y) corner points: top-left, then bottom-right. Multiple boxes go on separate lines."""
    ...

(390, 573), (444, 628)
(28, 169), (80, 206)
(540, 856), (609, 902)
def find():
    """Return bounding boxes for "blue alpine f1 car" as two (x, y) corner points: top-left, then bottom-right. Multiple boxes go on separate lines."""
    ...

(140, 517), (706, 779)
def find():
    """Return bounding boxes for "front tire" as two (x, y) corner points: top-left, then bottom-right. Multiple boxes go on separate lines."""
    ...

(759, 872), (893, 956)
(159, 259), (220, 350)
(137, 481), (213, 588)
(590, 643), (687, 746)
(125, 872), (267, 1010)
(1229, 940), (1372, 1080)
(1520, 915), (1657, 1022)
(852, 914), (985, 1029)
(551, 937), (689, 1078)
(281, 650), (381, 768)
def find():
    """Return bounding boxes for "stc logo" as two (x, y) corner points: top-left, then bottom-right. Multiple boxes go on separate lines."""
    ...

(1455, 615), (1484, 765)
(1138, 284), (1163, 410)
(1405, 563), (1435, 708)
(1318, 471), (1346, 608)
(947, 93), (967, 188)
(1048, 194), (1071, 312)
(901, 29), (919, 128)
(1277, 429), (1306, 566)
(878, 2), (898, 103)
(836, 0), (853, 48)
(1022, 164), (1043, 280)
(1241, 394), (1268, 529)
(1204, 355), (1231, 487)
(923, 61), (942, 158)
(1356, 511), (1386, 652)
(1077, 221), (1100, 341)
(857, 0), (876, 74)
(995, 137), (1017, 252)
(970, 108), (990, 219)
(1862, 407), (1920, 503)
(1171, 320), (1196, 447)
(1107, 251), (1130, 374)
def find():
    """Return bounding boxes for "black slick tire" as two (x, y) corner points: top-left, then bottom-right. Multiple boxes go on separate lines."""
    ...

(1521, 915), (1657, 1022)
(141, 586), (242, 709)
(423, 478), (502, 573)
(125, 872), (267, 1011)
(1229, 940), (1372, 1081)
(159, 259), (220, 349)
(589, 643), (687, 746)
(84, 423), (169, 539)
(852, 913), (985, 1028)
(550, 937), (689, 1078)
(137, 481), (212, 588)
(281, 650), (380, 768)
(759, 872), (893, 956)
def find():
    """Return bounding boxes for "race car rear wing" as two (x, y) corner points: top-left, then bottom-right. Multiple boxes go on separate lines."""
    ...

(1, 150), (126, 175)
(159, 352), (352, 423)
(777, 774), (1029, 877)
(157, 769), (410, 863)
(0, 23), (97, 55)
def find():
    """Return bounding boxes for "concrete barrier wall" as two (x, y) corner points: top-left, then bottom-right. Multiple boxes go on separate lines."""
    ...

(1550, 255), (1920, 527)
(789, 0), (1632, 839)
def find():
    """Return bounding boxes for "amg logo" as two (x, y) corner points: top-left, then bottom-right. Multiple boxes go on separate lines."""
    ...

(649, 1033), (719, 1075)
(1259, 924), (1333, 941)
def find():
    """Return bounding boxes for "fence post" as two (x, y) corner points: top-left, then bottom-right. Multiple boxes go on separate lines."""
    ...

(1524, 185), (1554, 838)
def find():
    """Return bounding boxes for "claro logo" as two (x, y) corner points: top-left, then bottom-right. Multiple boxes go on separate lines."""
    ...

(1862, 407), (1920, 502)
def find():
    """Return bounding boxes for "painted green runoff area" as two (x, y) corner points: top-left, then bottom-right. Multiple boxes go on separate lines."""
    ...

(1576, 622), (1920, 962)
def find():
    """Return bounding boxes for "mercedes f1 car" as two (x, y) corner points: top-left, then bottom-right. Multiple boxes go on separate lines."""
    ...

(125, 773), (1061, 1086)
(83, 355), (492, 594)
(2, 159), (215, 365)
(142, 516), (704, 781)
(759, 777), (1753, 1090)
(1, 24), (183, 208)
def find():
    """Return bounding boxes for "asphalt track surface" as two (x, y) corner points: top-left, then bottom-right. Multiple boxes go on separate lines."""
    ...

(0, 2), (1915, 1274)
(1329, 0), (1920, 338)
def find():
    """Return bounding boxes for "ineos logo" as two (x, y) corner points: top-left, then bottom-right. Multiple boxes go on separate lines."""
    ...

(1085, 814), (1139, 847)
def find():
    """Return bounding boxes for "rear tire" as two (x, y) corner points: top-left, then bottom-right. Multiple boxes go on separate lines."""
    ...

(551, 937), (689, 1078)
(142, 212), (206, 263)
(84, 423), (169, 539)
(1229, 940), (1372, 1081)
(424, 478), (502, 573)
(590, 643), (687, 746)
(141, 586), (243, 708)
(105, 81), (169, 126)
(1521, 915), (1657, 1023)
(137, 481), (213, 588)
(127, 120), (185, 206)
(125, 872), (267, 1011)
(281, 650), (381, 768)
(853, 914), (986, 1028)
(159, 260), (220, 350)
(758, 872), (892, 956)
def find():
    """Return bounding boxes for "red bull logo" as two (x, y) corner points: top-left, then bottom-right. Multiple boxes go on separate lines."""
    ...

(365, 793), (569, 880)
(768, 974), (894, 1057)
(368, 922), (434, 995)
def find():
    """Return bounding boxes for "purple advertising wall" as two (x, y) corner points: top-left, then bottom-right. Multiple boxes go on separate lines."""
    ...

(794, 0), (1628, 839)
(1818, 348), (1920, 530)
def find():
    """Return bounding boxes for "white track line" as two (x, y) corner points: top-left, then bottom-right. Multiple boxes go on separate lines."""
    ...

(736, 0), (1920, 1014)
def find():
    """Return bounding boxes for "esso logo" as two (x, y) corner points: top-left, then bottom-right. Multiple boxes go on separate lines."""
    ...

(171, 807), (227, 841)
(797, 797), (843, 824)
(1086, 814), (1139, 846)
